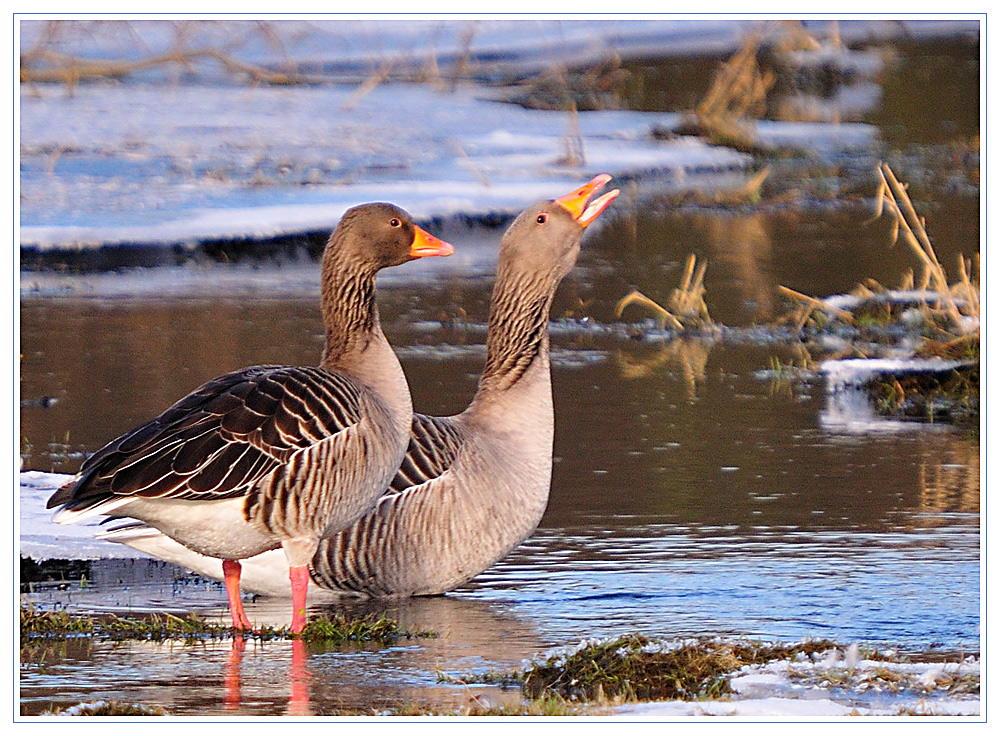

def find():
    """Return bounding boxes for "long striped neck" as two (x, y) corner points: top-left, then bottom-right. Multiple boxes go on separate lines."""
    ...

(319, 245), (380, 369)
(478, 261), (556, 394)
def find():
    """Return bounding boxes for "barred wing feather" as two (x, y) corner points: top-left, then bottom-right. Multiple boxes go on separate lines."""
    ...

(387, 413), (465, 492)
(47, 365), (364, 512)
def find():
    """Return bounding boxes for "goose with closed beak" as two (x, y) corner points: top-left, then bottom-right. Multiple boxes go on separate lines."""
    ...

(48, 203), (454, 631)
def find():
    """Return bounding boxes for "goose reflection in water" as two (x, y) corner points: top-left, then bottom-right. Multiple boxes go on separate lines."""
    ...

(224, 637), (312, 716)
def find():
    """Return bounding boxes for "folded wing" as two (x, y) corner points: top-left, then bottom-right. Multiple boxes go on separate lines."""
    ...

(48, 365), (364, 517)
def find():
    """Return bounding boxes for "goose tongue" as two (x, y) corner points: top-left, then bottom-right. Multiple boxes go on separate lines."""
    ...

(554, 174), (620, 226)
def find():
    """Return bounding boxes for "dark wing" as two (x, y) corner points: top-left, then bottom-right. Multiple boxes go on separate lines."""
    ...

(386, 413), (466, 494)
(48, 365), (363, 512)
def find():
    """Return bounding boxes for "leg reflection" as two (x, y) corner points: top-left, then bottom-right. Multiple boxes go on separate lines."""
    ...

(287, 638), (312, 716)
(224, 636), (247, 710)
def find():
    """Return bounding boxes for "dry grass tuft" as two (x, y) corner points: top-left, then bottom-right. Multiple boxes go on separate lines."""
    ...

(43, 700), (170, 716)
(778, 163), (980, 351)
(871, 162), (980, 339)
(694, 33), (775, 146)
(674, 24), (834, 153)
(616, 254), (714, 332)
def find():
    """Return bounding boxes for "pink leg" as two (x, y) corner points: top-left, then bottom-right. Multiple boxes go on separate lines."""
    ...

(222, 559), (253, 630)
(289, 565), (310, 634)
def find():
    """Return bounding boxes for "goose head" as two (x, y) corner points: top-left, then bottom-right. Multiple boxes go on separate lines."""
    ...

(499, 175), (619, 282)
(325, 203), (454, 275)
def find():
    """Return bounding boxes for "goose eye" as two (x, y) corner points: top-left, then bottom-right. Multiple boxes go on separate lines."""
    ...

(389, 218), (401, 227)
(536, 213), (548, 224)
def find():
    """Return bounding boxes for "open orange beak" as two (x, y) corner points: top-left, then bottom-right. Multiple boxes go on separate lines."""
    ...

(410, 226), (455, 258)
(554, 174), (620, 227)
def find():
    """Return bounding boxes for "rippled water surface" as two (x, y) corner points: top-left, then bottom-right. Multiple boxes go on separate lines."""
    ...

(19, 35), (980, 716)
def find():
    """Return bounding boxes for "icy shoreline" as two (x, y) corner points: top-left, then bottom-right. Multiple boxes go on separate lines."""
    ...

(20, 82), (758, 251)
(21, 17), (975, 255)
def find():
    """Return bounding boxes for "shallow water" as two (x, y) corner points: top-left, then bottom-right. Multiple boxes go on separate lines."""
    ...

(18, 35), (980, 716)
(18, 206), (981, 714)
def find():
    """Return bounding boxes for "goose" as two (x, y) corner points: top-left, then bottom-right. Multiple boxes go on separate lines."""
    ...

(99, 175), (618, 602)
(47, 203), (454, 632)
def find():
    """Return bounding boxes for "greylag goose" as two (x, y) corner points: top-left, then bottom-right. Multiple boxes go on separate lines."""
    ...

(99, 175), (618, 600)
(47, 203), (454, 631)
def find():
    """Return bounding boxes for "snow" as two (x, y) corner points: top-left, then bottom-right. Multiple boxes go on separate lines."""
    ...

(820, 356), (975, 391)
(21, 17), (946, 253)
(618, 697), (860, 717)
(619, 695), (978, 717)
(20, 82), (756, 249)
(816, 356), (977, 434)
(19, 471), (139, 561)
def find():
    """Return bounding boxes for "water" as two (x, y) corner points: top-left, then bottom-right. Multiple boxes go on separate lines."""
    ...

(18, 34), (980, 716)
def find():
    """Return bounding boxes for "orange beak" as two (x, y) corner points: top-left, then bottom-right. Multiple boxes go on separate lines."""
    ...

(410, 226), (455, 258)
(554, 174), (620, 227)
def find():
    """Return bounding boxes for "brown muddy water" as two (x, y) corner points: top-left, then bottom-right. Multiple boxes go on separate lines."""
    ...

(18, 37), (980, 716)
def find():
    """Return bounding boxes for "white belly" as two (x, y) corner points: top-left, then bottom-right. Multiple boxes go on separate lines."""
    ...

(122, 496), (279, 560)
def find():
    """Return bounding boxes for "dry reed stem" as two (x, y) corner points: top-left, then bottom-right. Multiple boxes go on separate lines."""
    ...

(874, 163), (971, 333)
(452, 140), (491, 187)
(737, 165), (770, 202)
(341, 58), (395, 111)
(776, 285), (855, 330)
(562, 101), (586, 167)
(671, 254), (711, 322)
(447, 21), (479, 91)
(615, 290), (685, 331)
(21, 47), (315, 86)
(955, 254), (980, 315)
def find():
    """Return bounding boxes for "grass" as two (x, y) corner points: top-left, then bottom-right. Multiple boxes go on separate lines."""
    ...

(785, 655), (981, 698)
(764, 354), (814, 398)
(451, 635), (843, 705)
(25, 624), (979, 716)
(869, 163), (980, 342)
(20, 605), (433, 646)
(464, 693), (587, 717)
(20, 607), (95, 636)
(692, 34), (774, 149)
(443, 634), (979, 713)
(21, 606), (242, 641)
(297, 612), (434, 646)
(866, 364), (979, 426)
(526, 636), (845, 702)
(770, 164), (980, 425)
